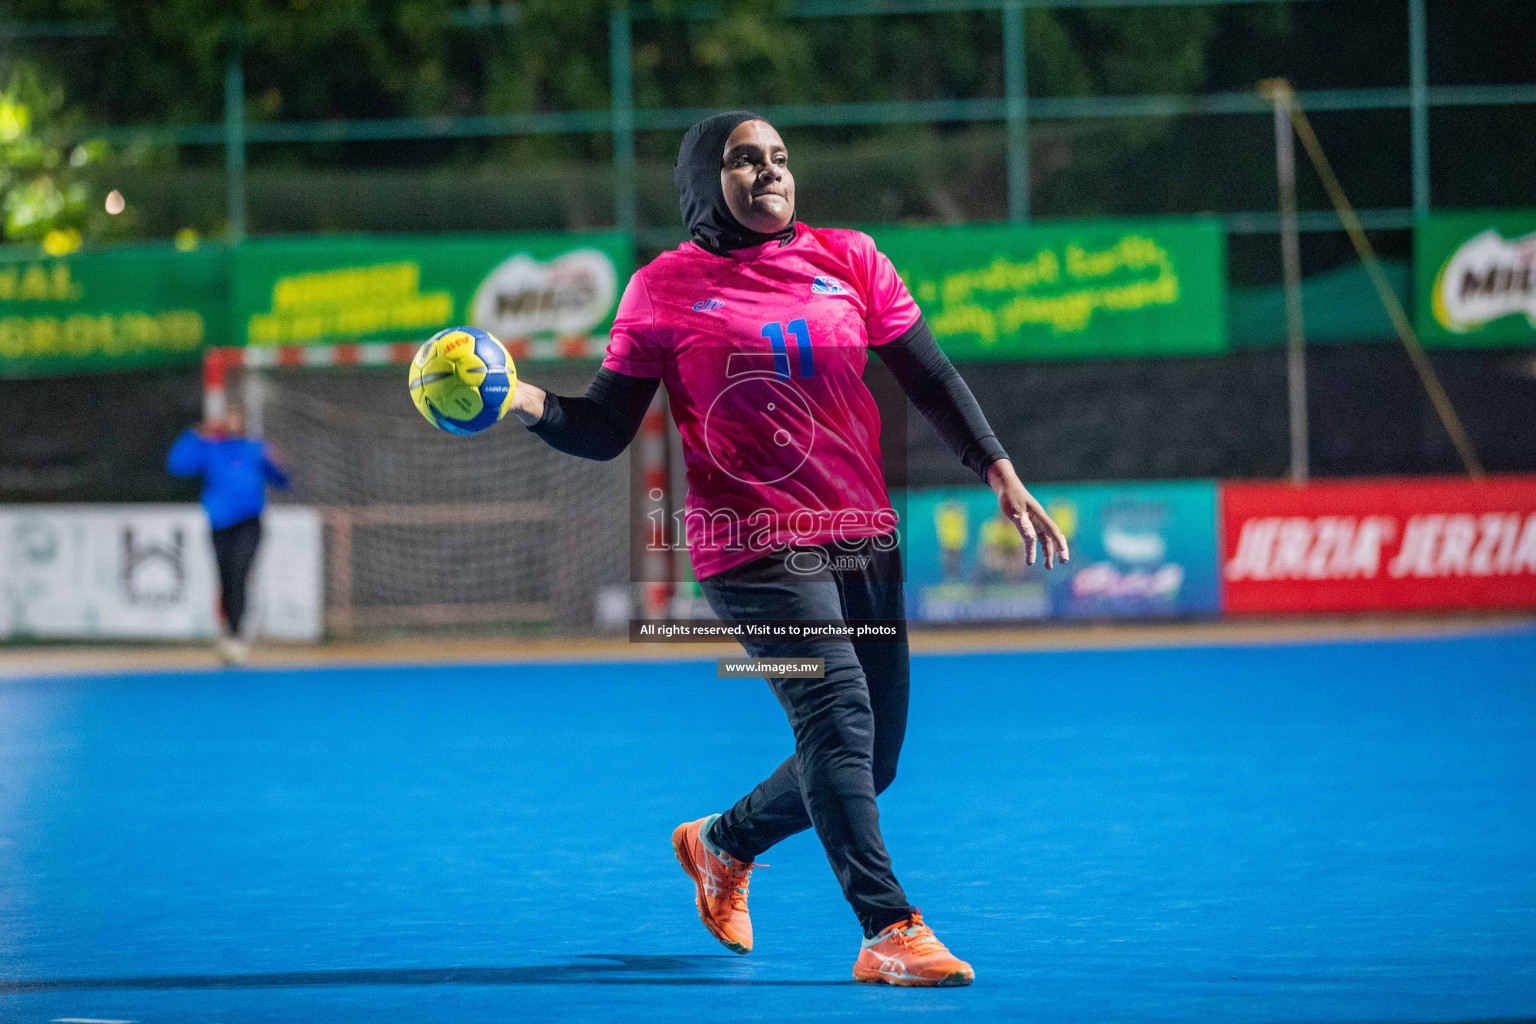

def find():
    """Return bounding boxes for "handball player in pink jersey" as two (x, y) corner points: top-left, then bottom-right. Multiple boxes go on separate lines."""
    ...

(511, 111), (1068, 986)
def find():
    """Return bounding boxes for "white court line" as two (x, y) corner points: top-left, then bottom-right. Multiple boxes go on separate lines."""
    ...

(51, 1018), (137, 1023)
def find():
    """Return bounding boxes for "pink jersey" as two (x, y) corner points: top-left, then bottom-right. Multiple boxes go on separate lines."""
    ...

(603, 223), (922, 579)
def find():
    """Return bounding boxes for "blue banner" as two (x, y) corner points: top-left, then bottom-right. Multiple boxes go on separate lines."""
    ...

(901, 480), (1221, 622)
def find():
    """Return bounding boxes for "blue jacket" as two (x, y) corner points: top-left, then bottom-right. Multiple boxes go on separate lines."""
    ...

(166, 430), (291, 529)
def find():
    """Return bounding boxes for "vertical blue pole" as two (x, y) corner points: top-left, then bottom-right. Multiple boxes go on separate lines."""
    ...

(1003, 0), (1029, 223)
(610, 5), (636, 235)
(224, 25), (246, 244)
(1409, 0), (1429, 218)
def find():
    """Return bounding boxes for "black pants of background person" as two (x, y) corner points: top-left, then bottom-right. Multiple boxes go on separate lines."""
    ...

(210, 516), (262, 635)
(699, 532), (915, 939)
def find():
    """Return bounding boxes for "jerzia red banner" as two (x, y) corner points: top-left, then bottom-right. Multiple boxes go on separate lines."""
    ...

(1222, 476), (1536, 613)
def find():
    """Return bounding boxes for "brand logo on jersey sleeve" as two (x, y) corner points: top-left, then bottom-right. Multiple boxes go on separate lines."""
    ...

(692, 298), (724, 312)
(811, 276), (846, 295)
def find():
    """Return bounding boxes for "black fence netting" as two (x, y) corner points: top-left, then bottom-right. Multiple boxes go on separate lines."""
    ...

(892, 344), (1536, 485)
(4, 344), (1533, 507)
(0, 368), (204, 503)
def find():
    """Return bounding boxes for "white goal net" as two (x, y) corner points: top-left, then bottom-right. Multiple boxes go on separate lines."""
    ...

(234, 360), (634, 638)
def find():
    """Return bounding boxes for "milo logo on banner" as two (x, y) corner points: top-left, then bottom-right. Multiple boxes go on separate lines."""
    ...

(470, 248), (617, 342)
(1416, 213), (1536, 346)
(1431, 228), (1536, 334)
(234, 235), (630, 350)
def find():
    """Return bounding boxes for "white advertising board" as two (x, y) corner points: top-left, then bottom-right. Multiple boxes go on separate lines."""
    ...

(0, 505), (322, 641)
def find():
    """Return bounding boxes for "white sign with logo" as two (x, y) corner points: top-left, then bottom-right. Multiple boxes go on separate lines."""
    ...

(1432, 228), (1536, 334)
(470, 248), (618, 341)
(0, 505), (322, 641)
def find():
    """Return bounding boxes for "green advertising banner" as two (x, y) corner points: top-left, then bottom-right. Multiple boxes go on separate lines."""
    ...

(232, 233), (631, 351)
(869, 218), (1227, 359)
(0, 244), (229, 377)
(1416, 211), (1536, 347)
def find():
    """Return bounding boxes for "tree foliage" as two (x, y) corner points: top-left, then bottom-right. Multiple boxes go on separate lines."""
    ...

(0, 64), (122, 248)
(9, 1), (1279, 127)
(8, 0), (1529, 246)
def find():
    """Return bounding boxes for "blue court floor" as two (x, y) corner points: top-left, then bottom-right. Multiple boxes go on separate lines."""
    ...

(2, 629), (1534, 1023)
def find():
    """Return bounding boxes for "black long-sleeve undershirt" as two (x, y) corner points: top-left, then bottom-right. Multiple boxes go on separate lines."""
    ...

(527, 315), (1008, 480)
(527, 365), (660, 462)
(872, 317), (1009, 481)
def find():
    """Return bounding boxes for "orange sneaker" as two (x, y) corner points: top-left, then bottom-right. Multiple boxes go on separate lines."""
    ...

(852, 911), (974, 987)
(671, 814), (761, 955)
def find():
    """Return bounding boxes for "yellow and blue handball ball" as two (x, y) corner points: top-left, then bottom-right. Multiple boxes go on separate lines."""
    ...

(408, 326), (518, 435)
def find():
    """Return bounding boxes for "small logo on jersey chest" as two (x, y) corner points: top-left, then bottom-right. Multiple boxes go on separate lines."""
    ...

(692, 298), (724, 312)
(811, 276), (846, 295)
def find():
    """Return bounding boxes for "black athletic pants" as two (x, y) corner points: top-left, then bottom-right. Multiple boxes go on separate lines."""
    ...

(210, 515), (262, 635)
(699, 534), (916, 938)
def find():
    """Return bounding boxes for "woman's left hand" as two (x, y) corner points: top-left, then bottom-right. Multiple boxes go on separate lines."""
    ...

(986, 459), (1070, 569)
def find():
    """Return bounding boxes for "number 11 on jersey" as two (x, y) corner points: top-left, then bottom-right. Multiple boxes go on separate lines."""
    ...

(762, 319), (815, 380)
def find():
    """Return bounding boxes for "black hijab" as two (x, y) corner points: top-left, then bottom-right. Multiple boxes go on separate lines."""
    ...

(674, 110), (796, 256)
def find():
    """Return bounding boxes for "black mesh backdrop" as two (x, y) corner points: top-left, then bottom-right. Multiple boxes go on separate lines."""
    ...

(5, 345), (1532, 502)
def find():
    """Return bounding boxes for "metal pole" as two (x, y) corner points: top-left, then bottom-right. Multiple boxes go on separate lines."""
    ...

(609, 5), (636, 235)
(1408, 0), (1429, 217)
(1003, 0), (1029, 223)
(639, 390), (673, 618)
(223, 29), (246, 244)
(1265, 81), (1308, 485)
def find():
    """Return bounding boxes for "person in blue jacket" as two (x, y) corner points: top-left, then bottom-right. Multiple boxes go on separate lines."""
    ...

(166, 409), (290, 663)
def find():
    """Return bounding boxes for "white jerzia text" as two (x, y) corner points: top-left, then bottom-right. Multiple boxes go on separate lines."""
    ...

(1226, 513), (1536, 581)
